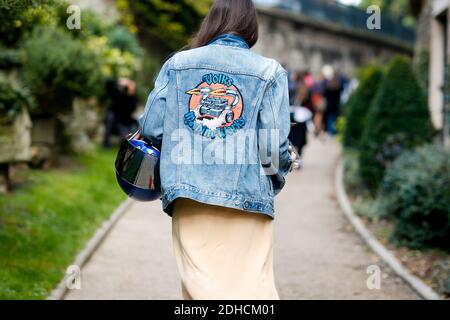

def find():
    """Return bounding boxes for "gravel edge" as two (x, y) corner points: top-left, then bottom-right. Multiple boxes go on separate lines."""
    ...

(47, 199), (134, 300)
(335, 161), (441, 300)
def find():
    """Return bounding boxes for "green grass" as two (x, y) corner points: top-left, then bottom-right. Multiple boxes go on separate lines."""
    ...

(0, 147), (125, 299)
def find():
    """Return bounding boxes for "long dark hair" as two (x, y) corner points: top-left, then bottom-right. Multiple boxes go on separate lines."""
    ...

(190, 0), (259, 49)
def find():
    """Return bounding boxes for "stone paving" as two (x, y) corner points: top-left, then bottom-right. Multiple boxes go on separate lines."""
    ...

(65, 137), (418, 300)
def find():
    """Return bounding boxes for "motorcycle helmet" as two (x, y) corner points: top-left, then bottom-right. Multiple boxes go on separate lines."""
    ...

(115, 131), (161, 201)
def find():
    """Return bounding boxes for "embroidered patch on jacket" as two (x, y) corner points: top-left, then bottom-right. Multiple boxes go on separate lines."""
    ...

(184, 73), (245, 139)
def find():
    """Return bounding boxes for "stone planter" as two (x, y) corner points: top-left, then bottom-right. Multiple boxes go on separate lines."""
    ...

(29, 115), (60, 168)
(28, 95), (74, 166)
(29, 98), (102, 164)
(0, 107), (32, 192)
(59, 98), (100, 154)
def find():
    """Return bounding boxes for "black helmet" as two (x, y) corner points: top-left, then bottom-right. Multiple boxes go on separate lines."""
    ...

(115, 131), (161, 201)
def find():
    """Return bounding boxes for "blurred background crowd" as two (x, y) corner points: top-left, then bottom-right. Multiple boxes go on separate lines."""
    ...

(285, 65), (352, 157)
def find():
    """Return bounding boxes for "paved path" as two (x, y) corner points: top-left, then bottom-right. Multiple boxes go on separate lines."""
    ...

(65, 137), (418, 300)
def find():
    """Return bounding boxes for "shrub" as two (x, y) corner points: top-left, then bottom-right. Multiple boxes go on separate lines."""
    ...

(66, 8), (110, 39)
(107, 26), (142, 56)
(0, 47), (25, 70)
(85, 36), (139, 79)
(128, 0), (212, 55)
(343, 150), (368, 197)
(22, 27), (103, 113)
(0, 81), (34, 124)
(379, 144), (450, 249)
(343, 65), (383, 149)
(0, 0), (61, 46)
(359, 56), (433, 193)
(335, 116), (346, 143)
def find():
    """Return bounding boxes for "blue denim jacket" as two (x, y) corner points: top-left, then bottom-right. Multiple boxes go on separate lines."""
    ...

(139, 34), (291, 218)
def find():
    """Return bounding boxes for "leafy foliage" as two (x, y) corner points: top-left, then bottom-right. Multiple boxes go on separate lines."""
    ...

(0, 0), (60, 46)
(107, 26), (143, 56)
(0, 47), (25, 70)
(0, 81), (34, 123)
(69, 9), (143, 81)
(85, 35), (139, 80)
(68, 8), (110, 39)
(22, 27), (103, 113)
(359, 0), (416, 28)
(127, 0), (212, 55)
(379, 144), (450, 249)
(359, 56), (433, 193)
(343, 65), (383, 149)
(2, 1), (143, 112)
(343, 150), (369, 197)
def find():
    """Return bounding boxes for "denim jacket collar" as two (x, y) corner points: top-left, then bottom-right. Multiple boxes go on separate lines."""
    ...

(207, 34), (250, 49)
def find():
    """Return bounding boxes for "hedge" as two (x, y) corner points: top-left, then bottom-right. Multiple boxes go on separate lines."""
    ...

(379, 144), (450, 249)
(359, 56), (433, 193)
(343, 65), (383, 149)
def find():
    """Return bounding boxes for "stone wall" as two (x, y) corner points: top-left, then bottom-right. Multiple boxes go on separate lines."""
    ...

(414, 0), (432, 59)
(253, 7), (413, 77)
(426, 1), (449, 130)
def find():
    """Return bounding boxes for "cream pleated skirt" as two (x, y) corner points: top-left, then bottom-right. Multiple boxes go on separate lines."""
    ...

(172, 198), (279, 300)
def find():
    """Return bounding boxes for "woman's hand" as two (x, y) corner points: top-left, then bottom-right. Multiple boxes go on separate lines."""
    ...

(135, 132), (141, 140)
(128, 131), (141, 140)
(290, 151), (297, 162)
(288, 142), (298, 162)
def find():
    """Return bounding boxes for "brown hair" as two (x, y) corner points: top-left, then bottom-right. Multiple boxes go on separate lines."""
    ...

(190, 0), (259, 49)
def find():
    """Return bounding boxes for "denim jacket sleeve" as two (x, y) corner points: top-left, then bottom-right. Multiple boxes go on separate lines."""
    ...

(138, 59), (171, 149)
(258, 69), (292, 195)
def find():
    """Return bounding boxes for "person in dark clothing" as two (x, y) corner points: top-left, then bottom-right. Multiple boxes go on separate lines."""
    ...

(323, 71), (344, 136)
(103, 78), (138, 148)
(288, 72), (312, 158)
(287, 69), (299, 106)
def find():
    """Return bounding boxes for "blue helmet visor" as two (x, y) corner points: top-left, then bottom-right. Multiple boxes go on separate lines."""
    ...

(115, 137), (161, 201)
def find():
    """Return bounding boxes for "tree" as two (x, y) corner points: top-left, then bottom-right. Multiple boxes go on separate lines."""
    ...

(22, 27), (103, 114)
(0, 0), (60, 46)
(358, 56), (433, 193)
(125, 0), (212, 57)
(343, 65), (383, 149)
(359, 0), (416, 28)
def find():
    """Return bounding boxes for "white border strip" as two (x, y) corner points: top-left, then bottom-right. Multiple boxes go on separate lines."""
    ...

(47, 199), (134, 300)
(335, 161), (441, 300)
